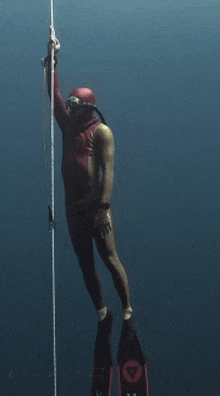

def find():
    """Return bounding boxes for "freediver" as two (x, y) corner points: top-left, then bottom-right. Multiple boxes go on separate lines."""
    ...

(44, 28), (133, 324)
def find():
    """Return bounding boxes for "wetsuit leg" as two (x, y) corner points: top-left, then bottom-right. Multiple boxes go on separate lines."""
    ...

(66, 208), (105, 311)
(94, 210), (131, 310)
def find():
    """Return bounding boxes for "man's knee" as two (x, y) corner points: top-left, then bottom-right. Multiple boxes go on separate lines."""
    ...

(72, 236), (93, 260)
(103, 253), (121, 272)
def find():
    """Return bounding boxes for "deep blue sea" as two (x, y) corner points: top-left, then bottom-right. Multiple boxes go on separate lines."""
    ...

(1, 0), (220, 395)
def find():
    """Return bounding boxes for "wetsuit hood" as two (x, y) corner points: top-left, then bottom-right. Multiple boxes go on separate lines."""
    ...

(67, 88), (107, 125)
(69, 88), (96, 105)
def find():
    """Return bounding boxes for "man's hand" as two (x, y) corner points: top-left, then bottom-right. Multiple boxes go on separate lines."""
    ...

(94, 209), (112, 239)
(47, 25), (60, 54)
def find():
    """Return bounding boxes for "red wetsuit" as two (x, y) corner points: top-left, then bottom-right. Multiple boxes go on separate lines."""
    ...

(48, 65), (100, 211)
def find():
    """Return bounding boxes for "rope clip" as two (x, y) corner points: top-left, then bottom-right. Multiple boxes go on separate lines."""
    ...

(48, 205), (56, 233)
(41, 56), (49, 67)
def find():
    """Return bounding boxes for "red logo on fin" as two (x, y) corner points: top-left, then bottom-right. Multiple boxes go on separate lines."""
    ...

(122, 360), (142, 383)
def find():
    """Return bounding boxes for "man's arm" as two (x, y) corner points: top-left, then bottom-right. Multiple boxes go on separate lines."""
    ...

(46, 33), (68, 127)
(95, 124), (115, 205)
(92, 124), (115, 238)
(46, 56), (58, 99)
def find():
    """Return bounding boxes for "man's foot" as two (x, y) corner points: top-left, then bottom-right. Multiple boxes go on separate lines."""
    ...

(121, 314), (136, 342)
(98, 310), (113, 337)
(123, 306), (133, 320)
(98, 310), (113, 326)
(95, 310), (113, 366)
(98, 306), (108, 321)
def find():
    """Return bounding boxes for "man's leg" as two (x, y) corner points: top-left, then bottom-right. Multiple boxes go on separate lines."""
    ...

(67, 210), (105, 313)
(94, 211), (132, 318)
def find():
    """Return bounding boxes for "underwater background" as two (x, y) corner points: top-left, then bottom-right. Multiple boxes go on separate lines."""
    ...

(1, 0), (220, 394)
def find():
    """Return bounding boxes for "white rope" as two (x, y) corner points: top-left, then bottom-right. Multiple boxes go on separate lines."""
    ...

(42, 68), (48, 169)
(50, 0), (57, 395)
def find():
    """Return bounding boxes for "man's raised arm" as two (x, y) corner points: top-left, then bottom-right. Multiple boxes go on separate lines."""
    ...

(44, 28), (68, 126)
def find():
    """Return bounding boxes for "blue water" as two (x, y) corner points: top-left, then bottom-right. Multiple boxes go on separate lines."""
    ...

(1, 0), (220, 394)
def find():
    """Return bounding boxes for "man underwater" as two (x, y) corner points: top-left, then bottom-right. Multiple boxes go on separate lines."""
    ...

(45, 28), (133, 323)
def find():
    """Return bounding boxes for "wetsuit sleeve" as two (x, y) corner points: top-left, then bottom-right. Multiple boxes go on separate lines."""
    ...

(47, 58), (69, 130)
